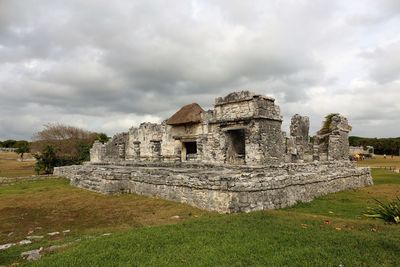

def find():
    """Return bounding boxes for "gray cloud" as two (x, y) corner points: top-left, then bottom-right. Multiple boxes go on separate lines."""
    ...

(361, 41), (400, 84)
(0, 0), (399, 139)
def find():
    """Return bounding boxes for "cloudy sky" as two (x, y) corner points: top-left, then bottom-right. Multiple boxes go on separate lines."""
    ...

(1, 0), (399, 140)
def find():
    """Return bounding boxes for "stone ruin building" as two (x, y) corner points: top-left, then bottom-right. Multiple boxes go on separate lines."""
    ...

(55, 91), (372, 213)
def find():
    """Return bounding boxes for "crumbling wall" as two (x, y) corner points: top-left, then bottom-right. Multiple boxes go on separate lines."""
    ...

(54, 161), (373, 213)
(286, 114), (311, 162)
(102, 132), (129, 161)
(90, 92), (354, 167)
(127, 123), (164, 161)
(90, 141), (106, 163)
(258, 120), (284, 164)
(314, 114), (351, 161)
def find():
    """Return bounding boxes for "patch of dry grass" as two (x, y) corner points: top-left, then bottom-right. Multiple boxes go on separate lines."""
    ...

(357, 154), (400, 168)
(0, 152), (36, 177)
(0, 179), (212, 245)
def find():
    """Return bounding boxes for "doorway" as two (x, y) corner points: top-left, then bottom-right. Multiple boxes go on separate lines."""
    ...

(183, 141), (197, 160)
(226, 129), (245, 164)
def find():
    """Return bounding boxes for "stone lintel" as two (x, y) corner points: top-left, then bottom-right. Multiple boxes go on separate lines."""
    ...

(172, 134), (200, 141)
(209, 115), (282, 125)
(221, 125), (248, 131)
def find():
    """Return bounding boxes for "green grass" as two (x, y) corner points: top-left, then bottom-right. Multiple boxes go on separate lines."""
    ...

(27, 213), (400, 267)
(371, 168), (400, 185)
(285, 169), (400, 220)
(1, 169), (400, 266)
(0, 179), (211, 266)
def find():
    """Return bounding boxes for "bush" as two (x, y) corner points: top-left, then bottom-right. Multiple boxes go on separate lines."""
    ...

(34, 144), (87, 174)
(34, 145), (59, 174)
(365, 197), (400, 224)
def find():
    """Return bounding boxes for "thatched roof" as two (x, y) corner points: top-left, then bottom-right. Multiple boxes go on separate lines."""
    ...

(166, 103), (204, 125)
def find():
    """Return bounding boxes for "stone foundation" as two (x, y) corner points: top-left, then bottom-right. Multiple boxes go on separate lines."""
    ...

(54, 161), (372, 213)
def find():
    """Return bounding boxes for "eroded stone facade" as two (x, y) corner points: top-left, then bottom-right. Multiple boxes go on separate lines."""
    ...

(56, 91), (373, 213)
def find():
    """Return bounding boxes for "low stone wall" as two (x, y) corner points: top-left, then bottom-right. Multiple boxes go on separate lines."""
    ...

(0, 175), (56, 186)
(54, 161), (373, 213)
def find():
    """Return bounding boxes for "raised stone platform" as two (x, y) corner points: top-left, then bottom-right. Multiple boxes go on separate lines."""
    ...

(54, 161), (372, 213)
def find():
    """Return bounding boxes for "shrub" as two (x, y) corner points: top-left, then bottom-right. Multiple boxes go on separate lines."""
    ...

(34, 145), (59, 174)
(318, 113), (339, 135)
(365, 197), (400, 224)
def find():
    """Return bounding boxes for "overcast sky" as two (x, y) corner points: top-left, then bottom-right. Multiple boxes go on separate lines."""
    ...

(1, 0), (399, 140)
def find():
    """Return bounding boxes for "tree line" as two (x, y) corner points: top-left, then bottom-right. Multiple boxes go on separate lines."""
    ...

(349, 136), (400, 155)
(0, 139), (29, 148)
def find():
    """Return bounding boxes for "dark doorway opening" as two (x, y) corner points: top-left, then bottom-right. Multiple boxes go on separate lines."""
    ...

(184, 141), (197, 155)
(226, 129), (245, 164)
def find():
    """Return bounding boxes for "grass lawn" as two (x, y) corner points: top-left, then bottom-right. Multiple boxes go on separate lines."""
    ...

(0, 179), (211, 266)
(0, 152), (36, 177)
(0, 169), (399, 266)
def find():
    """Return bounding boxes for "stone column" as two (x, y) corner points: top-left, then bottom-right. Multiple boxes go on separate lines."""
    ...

(133, 141), (141, 161)
(118, 143), (126, 160)
(289, 114), (310, 161)
(150, 140), (161, 161)
(174, 143), (182, 162)
(312, 142), (320, 161)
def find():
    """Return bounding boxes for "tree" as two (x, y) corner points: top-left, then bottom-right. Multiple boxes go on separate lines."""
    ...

(32, 123), (97, 158)
(15, 141), (30, 161)
(32, 124), (98, 173)
(96, 133), (110, 144)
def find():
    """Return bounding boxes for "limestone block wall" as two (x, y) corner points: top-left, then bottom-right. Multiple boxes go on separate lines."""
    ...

(54, 161), (372, 213)
(103, 133), (129, 161)
(128, 123), (165, 160)
(328, 131), (350, 160)
(90, 141), (106, 163)
(288, 114), (311, 161)
(214, 92), (281, 122)
(258, 120), (284, 164)
(214, 99), (255, 121)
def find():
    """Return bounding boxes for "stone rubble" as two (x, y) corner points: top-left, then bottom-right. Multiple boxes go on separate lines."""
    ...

(21, 248), (43, 261)
(0, 243), (15, 250)
(19, 240), (32, 245)
(47, 231), (60, 236)
(27, 235), (44, 240)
